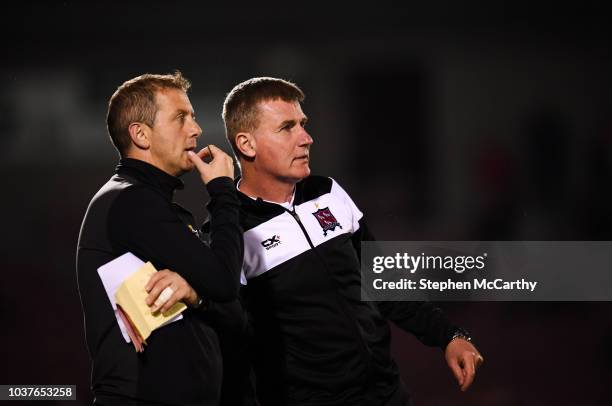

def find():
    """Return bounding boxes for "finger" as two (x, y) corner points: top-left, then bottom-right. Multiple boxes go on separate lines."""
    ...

(448, 358), (464, 387)
(195, 146), (212, 160)
(206, 144), (224, 156)
(160, 288), (185, 314)
(146, 277), (172, 307)
(460, 354), (477, 391)
(150, 285), (174, 313)
(475, 353), (484, 369)
(154, 286), (174, 307)
(145, 270), (168, 293)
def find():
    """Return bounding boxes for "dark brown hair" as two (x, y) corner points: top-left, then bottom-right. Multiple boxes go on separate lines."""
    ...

(222, 77), (304, 158)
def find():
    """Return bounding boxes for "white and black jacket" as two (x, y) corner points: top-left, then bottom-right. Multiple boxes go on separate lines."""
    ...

(213, 175), (460, 406)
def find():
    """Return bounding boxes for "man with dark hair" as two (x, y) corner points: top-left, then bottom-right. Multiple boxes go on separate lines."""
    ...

(77, 71), (243, 405)
(219, 77), (483, 405)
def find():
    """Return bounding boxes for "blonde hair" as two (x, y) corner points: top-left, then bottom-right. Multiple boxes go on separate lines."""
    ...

(106, 71), (191, 156)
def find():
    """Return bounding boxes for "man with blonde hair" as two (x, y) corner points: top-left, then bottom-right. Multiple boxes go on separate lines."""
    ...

(77, 71), (242, 405)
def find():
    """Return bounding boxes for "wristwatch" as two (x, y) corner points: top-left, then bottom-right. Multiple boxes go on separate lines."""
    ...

(191, 295), (209, 311)
(448, 327), (472, 344)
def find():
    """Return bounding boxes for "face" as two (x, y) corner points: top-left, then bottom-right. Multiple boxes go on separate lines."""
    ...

(147, 88), (202, 176)
(251, 99), (313, 184)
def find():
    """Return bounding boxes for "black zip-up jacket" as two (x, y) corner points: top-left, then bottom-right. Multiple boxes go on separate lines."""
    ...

(76, 158), (243, 405)
(230, 175), (458, 406)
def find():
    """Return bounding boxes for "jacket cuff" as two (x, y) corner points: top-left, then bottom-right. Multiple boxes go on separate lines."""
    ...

(205, 176), (235, 196)
(442, 326), (472, 349)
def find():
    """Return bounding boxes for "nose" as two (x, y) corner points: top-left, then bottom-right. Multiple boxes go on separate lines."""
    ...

(299, 127), (314, 147)
(190, 118), (202, 139)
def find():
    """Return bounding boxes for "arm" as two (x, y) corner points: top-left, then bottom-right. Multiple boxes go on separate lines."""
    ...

(354, 217), (460, 346)
(109, 177), (243, 302)
(348, 195), (484, 391)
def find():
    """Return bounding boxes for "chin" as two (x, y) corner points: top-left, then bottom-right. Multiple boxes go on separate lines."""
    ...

(183, 159), (196, 171)
(176, 163), (194, 177)
(295, 167), (311, 180)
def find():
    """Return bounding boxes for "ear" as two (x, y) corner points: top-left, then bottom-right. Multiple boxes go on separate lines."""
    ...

(128, 122), (151, 150)
(235, 132), (256, 158)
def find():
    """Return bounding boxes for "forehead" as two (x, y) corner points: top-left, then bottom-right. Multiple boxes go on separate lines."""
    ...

(155, 88), (193, 112)
(256, 99), (304, 122)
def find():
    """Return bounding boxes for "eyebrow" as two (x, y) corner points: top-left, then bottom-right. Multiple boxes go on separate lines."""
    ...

(277, 116), (308, 131)
(277, 119), (296, 130)
(174, 108), (195, 117)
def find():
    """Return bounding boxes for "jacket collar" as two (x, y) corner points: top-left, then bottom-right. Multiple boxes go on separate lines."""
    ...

(116, 158), (184, 201)
(234, 176), (305, 215)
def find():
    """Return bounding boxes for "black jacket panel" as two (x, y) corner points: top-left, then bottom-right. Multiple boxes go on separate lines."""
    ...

(233, 175), (456, 406)
(76, 158), (243, 405)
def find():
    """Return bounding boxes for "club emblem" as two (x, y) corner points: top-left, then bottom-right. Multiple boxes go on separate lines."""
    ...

(312, 207), (342, 236)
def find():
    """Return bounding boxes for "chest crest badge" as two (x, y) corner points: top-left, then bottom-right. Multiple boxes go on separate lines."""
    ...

(312, 207), (343, 237)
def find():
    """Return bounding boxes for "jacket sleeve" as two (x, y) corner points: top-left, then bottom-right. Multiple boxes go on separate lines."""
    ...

(108, 177), (243, 302)
(339, 178), (459, 349)
(355, 217), (458, 348)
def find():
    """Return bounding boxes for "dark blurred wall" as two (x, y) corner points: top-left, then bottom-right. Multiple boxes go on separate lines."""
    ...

(2, 2), (611, 405)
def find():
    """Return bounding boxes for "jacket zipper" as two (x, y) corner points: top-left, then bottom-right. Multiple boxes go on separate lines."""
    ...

(287, 208), (315, 249)
(283, 206), (373, 364)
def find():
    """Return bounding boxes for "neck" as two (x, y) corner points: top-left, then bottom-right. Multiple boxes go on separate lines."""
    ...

(125, 150), (180, 177)
(240, 166), (297, 204)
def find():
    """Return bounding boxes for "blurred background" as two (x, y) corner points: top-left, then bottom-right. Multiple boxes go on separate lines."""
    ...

(1, 1), (611, 405)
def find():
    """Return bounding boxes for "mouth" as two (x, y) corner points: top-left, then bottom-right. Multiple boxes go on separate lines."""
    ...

(294, 154), (309, 162)
(184, 146), (196, 152)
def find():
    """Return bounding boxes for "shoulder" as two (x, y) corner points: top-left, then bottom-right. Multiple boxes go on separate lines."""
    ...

(114, 183), (165, 208)
(300, 175), (333, 200)
(301, 175), (355, 200)
(80, 175), (164, 241)
(85, 175), (136, 217)
(108, 182), (172, 223)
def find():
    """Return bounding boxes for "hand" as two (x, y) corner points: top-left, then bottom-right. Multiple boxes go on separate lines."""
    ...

(144, 269), (200, 314)
(188, 144), (234, 184)
(445, 338), (484, 392)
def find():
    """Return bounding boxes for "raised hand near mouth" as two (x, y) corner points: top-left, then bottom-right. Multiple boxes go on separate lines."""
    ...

(188, 144), (235, 184)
